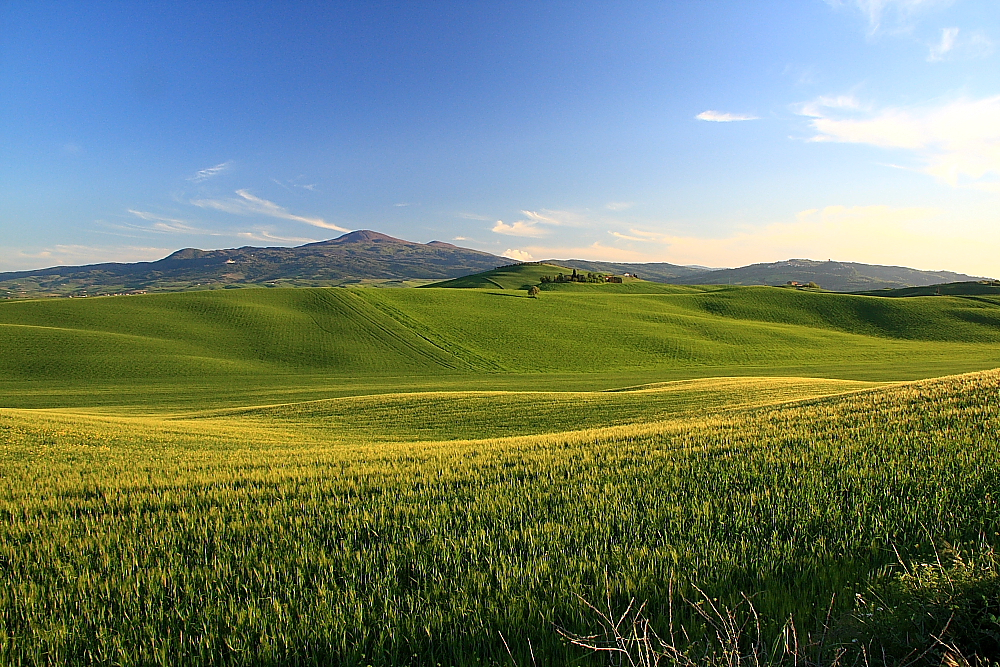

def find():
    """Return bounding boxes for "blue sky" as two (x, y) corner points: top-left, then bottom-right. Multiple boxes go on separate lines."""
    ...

(2, 1), (998, 275)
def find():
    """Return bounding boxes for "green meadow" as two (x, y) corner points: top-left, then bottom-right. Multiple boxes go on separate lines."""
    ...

(2, 279), (1000, 665)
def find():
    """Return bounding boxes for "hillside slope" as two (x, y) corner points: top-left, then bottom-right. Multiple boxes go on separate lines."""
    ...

(853, 280), (1000, 298)
(1, 287), (999, 398)
(426, 262), (573, 289)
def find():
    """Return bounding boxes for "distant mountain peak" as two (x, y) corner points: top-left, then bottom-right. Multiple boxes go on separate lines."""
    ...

(324, 230), (410, 245)
(165, 248), (211, 260)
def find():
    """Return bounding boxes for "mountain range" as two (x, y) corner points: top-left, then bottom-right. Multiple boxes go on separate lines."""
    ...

(0, 230), (988, 298)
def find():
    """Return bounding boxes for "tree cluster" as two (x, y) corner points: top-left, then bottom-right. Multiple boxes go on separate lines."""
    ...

(540, 269), (607, 284)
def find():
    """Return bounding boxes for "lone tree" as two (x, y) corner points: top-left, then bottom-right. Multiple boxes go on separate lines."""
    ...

(527, 285), (540, 298)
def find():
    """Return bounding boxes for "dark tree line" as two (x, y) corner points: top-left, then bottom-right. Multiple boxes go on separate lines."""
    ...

(539, 269), (608, 284)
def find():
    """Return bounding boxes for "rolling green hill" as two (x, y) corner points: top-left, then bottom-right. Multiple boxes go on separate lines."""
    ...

(1, 285), (1000, 412)
(853, 280), (1000, 298)
(424, 262), (572, 289)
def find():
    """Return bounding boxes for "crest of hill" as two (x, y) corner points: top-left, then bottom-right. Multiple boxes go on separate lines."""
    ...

(0, 231), (509, 298)
(427, 262), (573, 290)
(669, 259), (988, 292)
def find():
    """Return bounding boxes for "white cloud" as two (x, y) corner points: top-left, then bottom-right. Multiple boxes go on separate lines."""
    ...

(190, 190), (350, 231)
(453, 236), (468, 241)
(928, 26), (960, 60)
(492, 220), (547, 237)
(605, 201), (634, 211)
(502, 249), (533, 261)
(799, 94), (1000, 191)
(696, 110), (759, 122)
(491, 210), (568, 237)
(188, 161), (231, 183)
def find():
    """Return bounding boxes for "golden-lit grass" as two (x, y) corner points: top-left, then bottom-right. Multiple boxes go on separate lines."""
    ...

(2, 371), (998, 665)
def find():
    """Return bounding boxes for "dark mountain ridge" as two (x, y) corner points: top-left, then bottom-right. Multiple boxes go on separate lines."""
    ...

(667, 258), (987, 292)
(0, 231), (509, 297)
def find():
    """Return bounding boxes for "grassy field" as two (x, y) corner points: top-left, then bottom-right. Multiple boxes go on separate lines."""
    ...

(2, 283), (1000, 664)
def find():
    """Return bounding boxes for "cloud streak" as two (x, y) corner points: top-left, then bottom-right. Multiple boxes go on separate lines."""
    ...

(696, 110), (759, 122)
(120, 211), (317, 245)
(190, 190), (350, 231)
(188, 161), (232, 183)
(127, 210), (205, 234)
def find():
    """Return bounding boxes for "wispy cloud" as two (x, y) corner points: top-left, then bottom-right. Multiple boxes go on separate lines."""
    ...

(928, 26), (960, 60)
(234, 230), (318, 244)
(502, 248), (533, 261)
(116, 210), (320, 245)
(696, 110), (759, 122)
(927, 27), (994, 61)
(826, 0), (954, 35)
(799, 94), (1000, 191)
(271, 177), (318, 192)
(126, 210), (206, 234)
(190, 190), (350, 231)
(188, 161), (232, 183)
(605, 201), (634, 211)
(609, 230), (654, 243)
